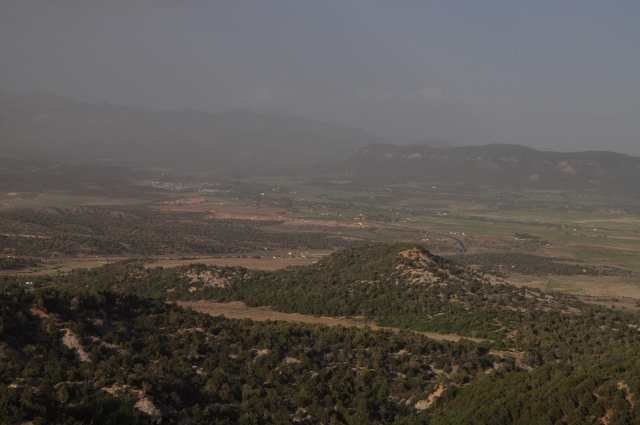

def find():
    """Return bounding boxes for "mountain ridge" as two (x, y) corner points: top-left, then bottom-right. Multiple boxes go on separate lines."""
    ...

(322, 142), (640, 193)
(0, 89), (387, 172)
(2, 89), (639, 193)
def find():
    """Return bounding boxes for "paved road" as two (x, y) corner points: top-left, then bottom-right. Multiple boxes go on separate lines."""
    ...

(431, 232), (468, 253)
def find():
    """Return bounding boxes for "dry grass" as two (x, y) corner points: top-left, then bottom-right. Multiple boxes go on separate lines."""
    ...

(149, 255), (322, 270)
(0, 254), (324, 276)
(176, 300), (484, 342)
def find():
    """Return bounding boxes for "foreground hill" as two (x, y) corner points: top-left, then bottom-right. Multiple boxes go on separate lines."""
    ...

(0, 89), (386, 172)
(3, 287), (483, 424)
(326, 143), (640, 193)
(2, 243), (640, 423)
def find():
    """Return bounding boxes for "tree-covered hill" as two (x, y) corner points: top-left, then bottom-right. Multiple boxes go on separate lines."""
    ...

(163, 243), (613, 342)
(1, 287), (497, 424)
(2, 254), (640, 423)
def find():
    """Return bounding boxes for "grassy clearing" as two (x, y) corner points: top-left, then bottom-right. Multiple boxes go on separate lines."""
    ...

(176, 300), (484, 342)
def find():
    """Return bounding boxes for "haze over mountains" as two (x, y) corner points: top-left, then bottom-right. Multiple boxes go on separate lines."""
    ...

(1, 89), (639, 193)
(0, 89), (385, 171)
(329, 143), (640, 192)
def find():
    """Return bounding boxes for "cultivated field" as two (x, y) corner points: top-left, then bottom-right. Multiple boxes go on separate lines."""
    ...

(3, 176), (640, 300)
(0, 254), (324, 275)
(507, 274), (640, 309)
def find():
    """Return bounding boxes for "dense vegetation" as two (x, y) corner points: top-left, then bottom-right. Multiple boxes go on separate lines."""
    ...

(2, 108), (640, 424)
(3, 248), (640, 423)
(1, 287), (496, 424)
(0, 256), (39, 270)
(0, 207), (354, 257)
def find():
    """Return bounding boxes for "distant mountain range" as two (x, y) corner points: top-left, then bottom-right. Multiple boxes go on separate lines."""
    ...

(415, 138), (452, 149)
(0, 89), (386, 171)
(2, 89), (639, 193)
(326, 143), (640, 192)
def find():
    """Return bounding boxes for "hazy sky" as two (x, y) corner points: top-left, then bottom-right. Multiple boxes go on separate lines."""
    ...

(1, 0), (639, 155)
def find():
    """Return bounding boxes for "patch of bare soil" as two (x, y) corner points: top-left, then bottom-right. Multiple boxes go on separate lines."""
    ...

(618, 382), (634, 409)
(134, 398), (163, 419)
(88, 336), (129, 355)
(254, 348), (270, 356)
(398, 248), (429, 261)
(184, 270), (229, 288)
(27, 306), (49, 318)
(415, 385), (445, 411)
(489, 349), (532, 372)
(104, 383), (164, 419)
(176, 301), (484, 343)
(61, 329), (90, 362)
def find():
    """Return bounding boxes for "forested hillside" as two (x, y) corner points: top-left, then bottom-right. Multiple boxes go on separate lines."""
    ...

(0, 287), (494, 424)
(2, 243), (640, 424)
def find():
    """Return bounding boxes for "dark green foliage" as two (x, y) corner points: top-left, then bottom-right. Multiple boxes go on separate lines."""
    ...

(1, 287), (493, 424)
(431, 359), (640, 425)
(4, 244), (640, 423)
(0, 257), (39, 270)
(514, 232), (540, 240)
